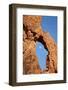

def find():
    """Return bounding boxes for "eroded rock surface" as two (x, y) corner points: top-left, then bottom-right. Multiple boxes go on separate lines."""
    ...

(23, 15), (57, 74)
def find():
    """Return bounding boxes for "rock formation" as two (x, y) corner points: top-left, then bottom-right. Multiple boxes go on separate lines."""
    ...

(23, 15), (57, 74)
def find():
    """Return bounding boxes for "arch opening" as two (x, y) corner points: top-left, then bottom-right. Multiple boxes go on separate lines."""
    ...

(36, 37), (48, 71)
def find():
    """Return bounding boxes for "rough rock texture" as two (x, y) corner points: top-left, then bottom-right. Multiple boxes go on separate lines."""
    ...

(23, 15), (57, 74)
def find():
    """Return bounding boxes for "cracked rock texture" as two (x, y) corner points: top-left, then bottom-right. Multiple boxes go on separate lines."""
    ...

(23, 15), (57, 74)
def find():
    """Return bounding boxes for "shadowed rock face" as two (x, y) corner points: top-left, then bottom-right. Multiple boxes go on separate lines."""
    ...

(23, 15), (57, 74)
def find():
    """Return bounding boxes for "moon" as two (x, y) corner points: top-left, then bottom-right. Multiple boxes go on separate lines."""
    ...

(39, 46), (42, 49)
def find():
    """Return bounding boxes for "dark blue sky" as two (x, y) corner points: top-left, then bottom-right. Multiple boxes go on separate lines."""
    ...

(36, 16), (57, 70)
(41, 16), (57, 43)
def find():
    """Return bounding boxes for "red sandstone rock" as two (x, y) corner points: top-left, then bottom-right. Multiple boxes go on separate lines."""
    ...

(23, 15), (57, 74)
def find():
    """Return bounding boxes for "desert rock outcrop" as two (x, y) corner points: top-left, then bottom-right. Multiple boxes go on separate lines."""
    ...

(23, 15), (57, 74)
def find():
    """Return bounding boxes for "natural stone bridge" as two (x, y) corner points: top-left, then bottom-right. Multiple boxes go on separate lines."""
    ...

(23, 15), (57, 74)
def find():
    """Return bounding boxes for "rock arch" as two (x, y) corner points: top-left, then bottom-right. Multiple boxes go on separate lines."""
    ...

(23, 15), (57, 74)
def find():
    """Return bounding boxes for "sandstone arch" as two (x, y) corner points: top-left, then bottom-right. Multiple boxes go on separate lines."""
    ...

(23, 15), (57, 74)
